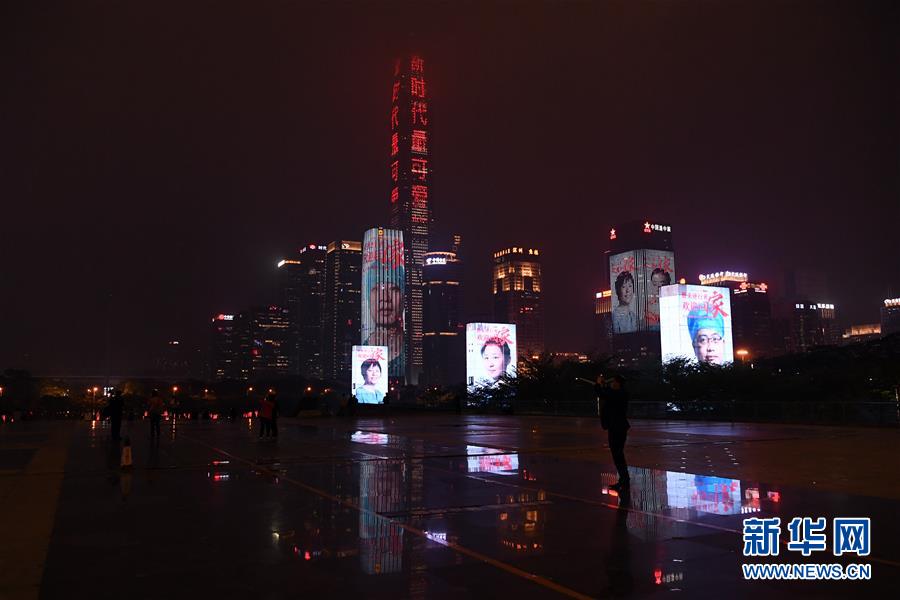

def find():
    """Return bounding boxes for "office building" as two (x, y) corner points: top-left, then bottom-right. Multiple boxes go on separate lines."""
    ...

(493, 247), (544, 361)
(277, 244), (327, 379)
(606, 220), (675, 356)
(245, 305), (292, 378)
(789, 302), (840, 352)
(698, 271), (749, 290)
(731, 282), (773, 358)
(882, 298), (900, 336)
(322, 240), (362, 382)
(593, 290), (613, 355)
(389, 54), (432, 384)
(210, 313), (245, 380)
(422, 248), (464, 387)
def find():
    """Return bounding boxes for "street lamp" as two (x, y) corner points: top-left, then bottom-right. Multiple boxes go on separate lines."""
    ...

(736, 349), (750, 363)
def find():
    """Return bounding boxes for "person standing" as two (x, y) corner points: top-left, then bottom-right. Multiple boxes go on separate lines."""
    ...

(598, 375), (631, 489)
(108, 390), (124, 442)
(258, 395), (273, 439)
(148, 389), (163, 440)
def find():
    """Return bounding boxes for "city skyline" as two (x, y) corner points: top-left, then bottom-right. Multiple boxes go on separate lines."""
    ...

(3, 1), (898, 374)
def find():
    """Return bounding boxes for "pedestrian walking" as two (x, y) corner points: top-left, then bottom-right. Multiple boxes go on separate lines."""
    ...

(258, 394), (273, 439)
(148, 389), (163, 440)
(597, 374), (631, 490)
(108, 389), (124, 442)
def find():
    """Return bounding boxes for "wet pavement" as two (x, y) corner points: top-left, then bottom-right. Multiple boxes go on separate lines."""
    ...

(3, 415), (899, 598)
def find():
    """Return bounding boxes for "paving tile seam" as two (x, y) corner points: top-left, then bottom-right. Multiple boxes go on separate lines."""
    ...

(181, 432), (597, 600)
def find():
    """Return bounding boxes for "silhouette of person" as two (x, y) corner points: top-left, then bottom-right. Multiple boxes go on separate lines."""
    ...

(108, 390), (124, 442)
(599, 374), (630, 489)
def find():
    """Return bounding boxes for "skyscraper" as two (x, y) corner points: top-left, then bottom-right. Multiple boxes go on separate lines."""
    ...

(361, 227), (406, 378)
(493, 247), (544, 361)
(606, 220), (675, 357)
(210, 313), (245, 380)
(277, 244), (327, 379)
(882, 298), (900, 336)
(322, 240), (362, 382)
(389, 54), (431, 384)
(789, 302), (839, 352)
(423, 247), (464, 387)
(593, 290), (613, 355)
(730, 282), (773, 358)
(245, 306), (292, 377)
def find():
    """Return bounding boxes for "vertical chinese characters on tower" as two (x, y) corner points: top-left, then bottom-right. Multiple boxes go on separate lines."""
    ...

(389, 55), (431, 383)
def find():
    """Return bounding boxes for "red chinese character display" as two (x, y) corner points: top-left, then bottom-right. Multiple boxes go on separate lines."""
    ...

(411, 184), (427, 207)
(390, 187), (399, 203)
(410, 56), (424, 73)
(391, 160), (398, 182)
(391, 106), (399, 129)
(392, 82), (400, 102)
(411, 130), (427, 154)
(410, 77), (426, 98)
(411, 101), (428, 126)
(391, 133), (398, 157)
(411, 158), (427, 181)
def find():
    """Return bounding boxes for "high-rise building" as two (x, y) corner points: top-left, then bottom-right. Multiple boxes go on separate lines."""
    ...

(245, 305), (292, 378)
(210, 313), (245, 380)
(593, 290), (613, 355)
(789, 302), (839, 352)
(841, 324), (882, 345)
(422, 248), (465, 387)
(493, 247), (544, 361)
(277, 244), (327, 379)
(606, 220), (675, 356)
(389, 54), (431, 384)
(361, 227), (406, 378)
(698, 271), (749, 290)
(882, 298), (900, 336)
(322, 240), (362, 383)
(730, 281), (773, 358)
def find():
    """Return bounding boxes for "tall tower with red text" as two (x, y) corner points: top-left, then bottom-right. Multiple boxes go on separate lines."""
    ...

(389, 54), (431, 384)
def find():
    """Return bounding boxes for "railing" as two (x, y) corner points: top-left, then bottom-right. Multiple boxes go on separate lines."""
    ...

(505, 398), (900, 427)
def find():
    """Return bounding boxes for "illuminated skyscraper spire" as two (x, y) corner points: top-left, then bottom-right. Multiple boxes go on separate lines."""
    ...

(389, 54), (430, 383)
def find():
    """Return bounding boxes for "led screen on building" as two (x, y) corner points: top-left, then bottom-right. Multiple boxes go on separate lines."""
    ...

(362, 228), (405, 378)
(351, 345), (389, 404)
(466, 322), (517, 393)
(609, 249), (675, 334)
(659, 284), (734, 365)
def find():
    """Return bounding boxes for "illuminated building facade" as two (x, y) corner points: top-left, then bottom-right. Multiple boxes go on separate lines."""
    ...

(245, 306), (292, 378)
(841, 324), (881, 344)
(606, 220), (675, 356)
(882, 298), (900, 336)
(731, 281), (773, 357)
(593, 290), (613, 355)
(210, 313), (246, 381)
(389, 54), (431, 384)
(493, 247), (544, 361)
(789, 302), (839, 352)
(698, 271), (748, 290)
(277, 243), (327, 379)
(361, 227), (406, 378)
(323, 240), (362, 382)
(422, 248), (464, 386)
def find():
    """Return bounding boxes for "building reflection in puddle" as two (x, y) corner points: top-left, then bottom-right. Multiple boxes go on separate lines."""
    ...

(466, 445), (519, 476)
(351, 431), (391, 445)
(359, 459), (405, 575)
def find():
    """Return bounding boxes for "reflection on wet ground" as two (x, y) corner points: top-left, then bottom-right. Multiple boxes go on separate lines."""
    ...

(17, 415), (900, 597)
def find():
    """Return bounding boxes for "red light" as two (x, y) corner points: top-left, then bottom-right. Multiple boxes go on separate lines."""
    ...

(654, 569), (662, 585)
(304, 551), (311, 561)
(390, 187), (398, 203)
(643, 222), (651, 233)
(390, 160), (398, 182)
(411, 184), (427, 207)
(391, 132), (398, 157)
(609, 228), (616, 240)
(410, 56), (424, 73)
(390, 106), (399, 129)
(391, 81), (399, 102)
(768, 491), (781, 503)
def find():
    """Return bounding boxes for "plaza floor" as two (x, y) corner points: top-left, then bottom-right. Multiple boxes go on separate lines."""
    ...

(2, 414), (899, 599)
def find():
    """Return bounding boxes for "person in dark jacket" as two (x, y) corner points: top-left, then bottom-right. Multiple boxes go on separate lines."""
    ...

(597, 374), (630, 489)
(108, 390), (124, 442)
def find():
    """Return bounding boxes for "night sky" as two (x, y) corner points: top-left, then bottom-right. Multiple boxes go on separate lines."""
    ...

(3, 1), (898, 375)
